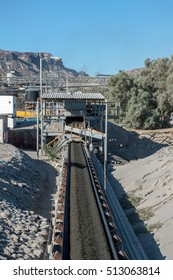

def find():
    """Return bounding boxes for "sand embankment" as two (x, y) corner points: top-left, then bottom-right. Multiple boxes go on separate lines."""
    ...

(107, 123), (173, 259)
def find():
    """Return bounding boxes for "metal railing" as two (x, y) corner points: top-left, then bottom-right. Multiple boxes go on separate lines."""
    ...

(90, 152), (148, 260)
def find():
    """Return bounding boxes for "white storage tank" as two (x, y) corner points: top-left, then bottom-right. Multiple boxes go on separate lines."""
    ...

(25, 89), (39, 102)
(0, 93), (17, 128)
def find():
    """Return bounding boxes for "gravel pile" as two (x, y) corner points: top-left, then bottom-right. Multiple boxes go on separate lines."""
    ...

(0, 144), (51, 260)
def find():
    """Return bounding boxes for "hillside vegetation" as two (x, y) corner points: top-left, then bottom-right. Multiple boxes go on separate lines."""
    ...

(108, 57), (173, 129)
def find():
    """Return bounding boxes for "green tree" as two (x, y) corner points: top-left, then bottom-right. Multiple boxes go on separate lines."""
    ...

(108, 71), (134, 114)
(108, 56), (173, 129)
(124, 88), (158, 129)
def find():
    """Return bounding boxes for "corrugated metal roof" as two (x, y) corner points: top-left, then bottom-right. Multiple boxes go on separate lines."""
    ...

(42, 92), (105, 100)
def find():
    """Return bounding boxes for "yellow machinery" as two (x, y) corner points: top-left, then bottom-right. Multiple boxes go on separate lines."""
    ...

(16, 110), (37, 118)
(16, 109), (54, 119)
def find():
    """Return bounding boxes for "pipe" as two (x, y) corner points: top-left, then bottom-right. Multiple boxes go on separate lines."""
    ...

(104, 100), (108, 193)
(36, 99), (39, 159)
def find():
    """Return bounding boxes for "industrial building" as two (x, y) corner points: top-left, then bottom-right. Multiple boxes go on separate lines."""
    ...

(39, 92), (107, 156)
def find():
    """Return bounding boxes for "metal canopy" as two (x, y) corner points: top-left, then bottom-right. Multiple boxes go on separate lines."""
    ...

(42, 92), (105, 101)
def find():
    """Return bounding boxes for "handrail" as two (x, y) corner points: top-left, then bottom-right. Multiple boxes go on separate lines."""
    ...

(90, 152), (148, 260)
(46, 127), (72, 147)
(83, 145), (119, 260)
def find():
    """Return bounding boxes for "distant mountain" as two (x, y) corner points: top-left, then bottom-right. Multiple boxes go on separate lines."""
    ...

(0, 49), (88, 78)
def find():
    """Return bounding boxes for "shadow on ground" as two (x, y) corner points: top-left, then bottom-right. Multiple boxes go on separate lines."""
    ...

(31, 158), (57, 219)
(107, 121), (167, 162)
(105, 122), (166, 259)
(107, 171), (165, 260)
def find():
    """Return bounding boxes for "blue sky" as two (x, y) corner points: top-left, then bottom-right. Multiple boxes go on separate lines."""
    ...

(1, 0), (173, 76)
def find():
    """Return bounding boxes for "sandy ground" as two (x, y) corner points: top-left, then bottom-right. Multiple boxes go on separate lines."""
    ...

(107, 122), (173, 260)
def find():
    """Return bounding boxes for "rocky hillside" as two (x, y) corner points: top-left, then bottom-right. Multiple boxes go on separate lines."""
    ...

(0, 49), (87, 78)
